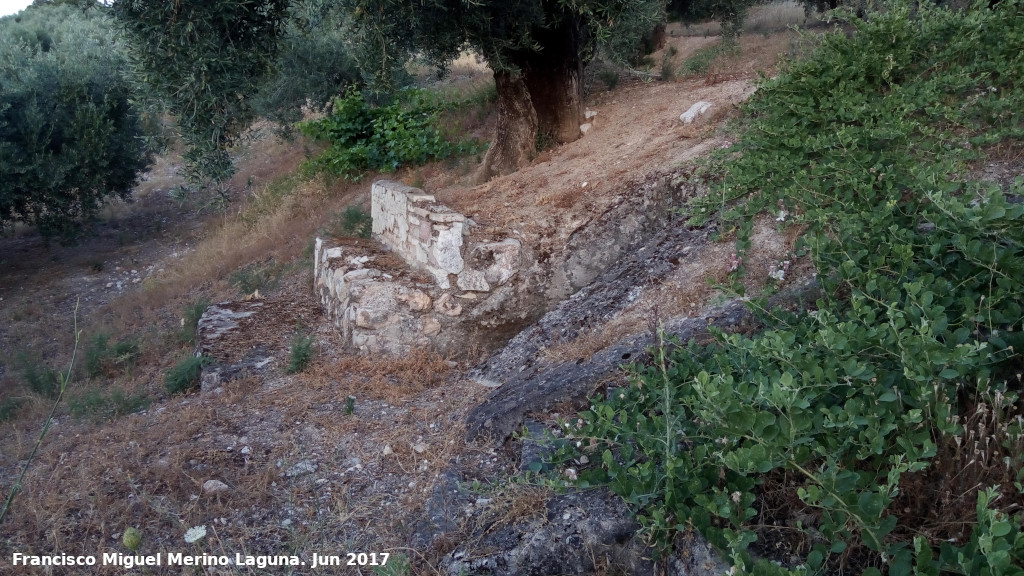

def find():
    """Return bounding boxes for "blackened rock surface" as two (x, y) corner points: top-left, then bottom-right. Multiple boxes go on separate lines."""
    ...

(411, 469), (467, 549)
(200, 345), (275, 394)
(440, 488), (648, 576)
(440, 488), (728, 576)
(470, 214), (710, 389)
(467, 278), (820, 442)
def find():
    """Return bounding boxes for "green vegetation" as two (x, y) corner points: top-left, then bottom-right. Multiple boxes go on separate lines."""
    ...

(0, 3), (152, 241)
(285, 331), (315, 375)
(372, 553), (410, 576)
(682, 42), (737, 75)
(164, 356), (211, 395)
(554, 2), (1024, 574)
(328, 206), (373, 239)
(0, 397), (23, 423)
(84, 333), (141, 379)
(669, 0), (754, 39)
(300, 88), (484, 180)
(17, 354), (62, 399)
(229, 260), (286, 296)
(69, 387), (150, 422)
(1, 304), (80, 524)
(250, 10), (362, 132)
(113, 0), (289, 184)
(179, 298), (211, 345)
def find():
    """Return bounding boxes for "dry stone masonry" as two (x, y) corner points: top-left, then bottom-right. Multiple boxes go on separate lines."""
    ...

(314, 181), (523, 354)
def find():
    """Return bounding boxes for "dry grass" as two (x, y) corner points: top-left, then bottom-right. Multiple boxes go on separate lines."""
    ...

(675, 0), (828, 38)
(308, 347), (456, 402)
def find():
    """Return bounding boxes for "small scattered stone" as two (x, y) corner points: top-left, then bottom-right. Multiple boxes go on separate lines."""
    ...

(400, 289), (432, 311)
(285, 460), (317, 477)
(434, 294), (463, 317)
(421, 315), (442, 337)
(412, 442), (428, 454)
(457, 269), (491, 292)
(202, 480), (229, 495)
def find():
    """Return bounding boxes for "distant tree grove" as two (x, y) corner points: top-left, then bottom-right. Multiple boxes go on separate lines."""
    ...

(0, 2), (152, 241)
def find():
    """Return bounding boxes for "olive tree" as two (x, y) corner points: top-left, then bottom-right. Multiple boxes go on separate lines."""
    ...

(113, 0), (291, 184)
(114, 0), (667, 183)
(0, 3), (152, 241)
(342, 0), (666, 180)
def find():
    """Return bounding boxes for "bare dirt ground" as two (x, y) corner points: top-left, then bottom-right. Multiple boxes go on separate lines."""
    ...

(1, 19), (815, 575)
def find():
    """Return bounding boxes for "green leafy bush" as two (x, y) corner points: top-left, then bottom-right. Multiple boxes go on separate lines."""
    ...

(286, 331), (315, 374)
(555, 2), (1024, 574)
(17, 354), (61, 399)
(178, 298), (210, 345)
(0, 3), (153, 241)
(164, 356), (211, 395)
(84, 333), (141, 379)
(299, 88), (484, 180)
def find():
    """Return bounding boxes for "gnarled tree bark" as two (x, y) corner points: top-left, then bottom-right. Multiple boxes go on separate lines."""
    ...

(474, 70), (538, 183)
(519, 15), (585, 145)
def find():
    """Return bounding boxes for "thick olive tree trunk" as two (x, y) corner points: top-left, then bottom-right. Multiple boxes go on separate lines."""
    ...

(475, 16), (586, 182)
(521, 17), (584, 145)
(474, 70), (538, 183)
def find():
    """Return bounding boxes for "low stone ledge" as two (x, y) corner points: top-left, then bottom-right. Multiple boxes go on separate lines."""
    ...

(314, 181), (526, 355)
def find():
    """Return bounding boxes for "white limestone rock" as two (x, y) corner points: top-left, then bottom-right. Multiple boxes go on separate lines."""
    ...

(457, 269), (491, 292)
(680, 101), (713, 124)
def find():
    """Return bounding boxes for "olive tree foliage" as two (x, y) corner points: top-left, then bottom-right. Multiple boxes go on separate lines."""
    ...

(0, 3), (152, 241)
(249, 4), (362, 132)
(339, 0), (667, 180)
(112, 0), (291, 184)
(114, 0), (666, 183)
(331, 0), (667, 179)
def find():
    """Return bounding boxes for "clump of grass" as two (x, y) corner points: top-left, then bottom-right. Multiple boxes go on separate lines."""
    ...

(69, 388), (151, 422)
(240, 174), (301, 229)
(681, 42), (737, 75)
(229, 260), (285, 295)
(179, 298), (210, 345)
(661, 53), (677, 80)
(286, 332), (315, 374)
(682, 43), (721, 75)
(372, 553), (411, 576)
(0, 397), (23, 422)
(1, 302), (80, 524)
(326, 206), (373, 239)
(164, 355), (211, 395)
(17, 353), (61, 399)
(599, 69), (620, 91)
(84, 333), (141, 379)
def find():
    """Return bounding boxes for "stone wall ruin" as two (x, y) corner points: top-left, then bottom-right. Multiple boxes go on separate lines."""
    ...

(314, 181), (523, 355)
